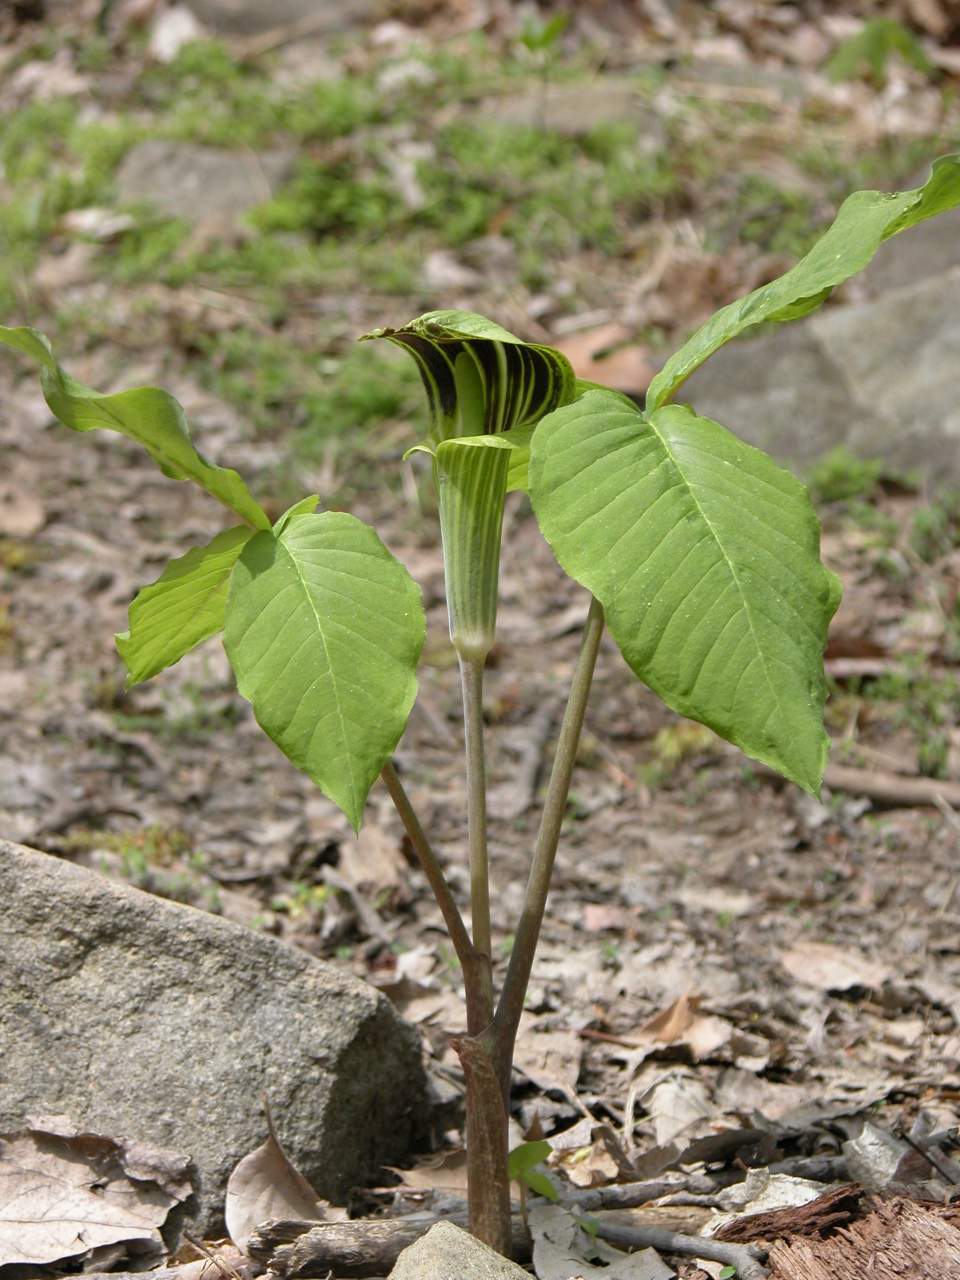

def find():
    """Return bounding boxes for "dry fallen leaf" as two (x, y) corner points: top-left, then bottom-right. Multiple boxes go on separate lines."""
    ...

(780, 941), (890, 992)
(530, 1203), (675, 1280)
(0, 484), (44, 538)
(552, 323), (654, 392)
(0, 1127), (182, 1267)
(627, 992), (735, 1063)
(641, 1070), (714, 1148)
(389, 1146), (470, 1195)
(337, 822), (409, 892)
(225, 1104), (332, 1255)
(513, 1022), (584, 1104)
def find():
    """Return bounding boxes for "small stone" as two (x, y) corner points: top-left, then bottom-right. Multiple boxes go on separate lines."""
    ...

(424, 250), (482, 291)
(377, 59), (437, 94)
(184, 0), (375, 35)
(389, 1221), (529, 1279)
(149, 4), (207, 63)
(478, 79), (666, 144)
(0, 842), (428, 1236)
(116, 141), (295, 224)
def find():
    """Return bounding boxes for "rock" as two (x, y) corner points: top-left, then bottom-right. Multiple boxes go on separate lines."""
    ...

(679, 325), (874, 468)
(116, 141), (295, 223)
(478, 79), (666, 143)
(423, 249), (483, 291)
(678, 266), (960, 481)
(862, 203), (960, 293)
(389, 1221), (529, 1279)
(672, 58), (807, 101)
(0, 842), (428, 1236)
(808, 269), (960, 474)
(184, 0), (376, 36)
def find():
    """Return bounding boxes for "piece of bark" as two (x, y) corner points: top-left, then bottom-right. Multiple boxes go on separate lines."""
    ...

(767, 1197), (960, 1280)
(715, 1184), (862, 1243)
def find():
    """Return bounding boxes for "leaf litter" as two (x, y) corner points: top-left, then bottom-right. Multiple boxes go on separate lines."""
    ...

(0, 1120), (190, 1270)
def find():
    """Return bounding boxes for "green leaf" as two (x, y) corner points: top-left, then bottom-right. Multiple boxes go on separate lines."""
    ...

(530, 390), (841, 795)
(826, 17), (932, 84)
(362, 310), (576, 449)
(0, 325), (270, 530)
(520, 11), (569, 52)
(718, 1266), (737, 1279)
(507, 1139), (552, 1179)
(116, 525), (255, 686)
(223, 511), (425, 829)
(507, 1140), (558, 1201)
(523, 1169), (559, 1201)
(647, 154), (960, 410)
(274, 494), (320, 533)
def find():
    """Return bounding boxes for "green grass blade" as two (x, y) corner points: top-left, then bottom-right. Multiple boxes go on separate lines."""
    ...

(0, 325), (270, 530)
(529, 390), (841, 794)
(647, 153), (960, 410)
(116, 525), (255, 686)
(224, 512), (425, 829)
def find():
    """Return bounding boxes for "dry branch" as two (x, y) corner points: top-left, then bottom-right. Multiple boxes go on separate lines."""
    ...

(248, 1212), (529, 1277)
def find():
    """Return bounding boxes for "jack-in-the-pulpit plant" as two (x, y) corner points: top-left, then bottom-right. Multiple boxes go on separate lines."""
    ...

(3, 155), (959, 1258)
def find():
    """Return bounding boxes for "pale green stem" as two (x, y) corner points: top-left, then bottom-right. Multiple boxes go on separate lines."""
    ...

(493, 595), (605, 1090)
(380, 761), (493, 1036)
(460, 655), (495, 1031)
(380, 760), (472, 966)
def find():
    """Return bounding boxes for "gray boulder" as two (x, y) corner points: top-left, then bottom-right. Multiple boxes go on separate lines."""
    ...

(679, 265), (960, 481)
(116, 141), (295, 223)
(862, 198), (960, 294)
(390, 1222), (529, 1279)
(185, 0), (378, 35)
(0, 842), (428, 1236)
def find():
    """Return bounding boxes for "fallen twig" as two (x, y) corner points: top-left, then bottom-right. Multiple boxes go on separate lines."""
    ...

(248, 1212), (529, 1276)
(248, 1172), (770, 1276)
(596, 1220), (768, 1279)
(758, 759), (960, 809)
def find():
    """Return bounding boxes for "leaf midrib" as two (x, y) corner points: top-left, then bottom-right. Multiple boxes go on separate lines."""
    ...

(277, 535), (358, 817)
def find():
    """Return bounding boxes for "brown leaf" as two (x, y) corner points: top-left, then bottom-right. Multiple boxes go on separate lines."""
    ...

(513, 1022), (583, 1101)
(552, 323), (654, 391)
(529, 1203), (674, 1280)
(637, 991), (701, 1043)
(225, 1104), (329, 1255)
(337, 823), (408, 892)
(0, 1127), (181, 1267)
(0, 483), (44, 538)
(390, 1147), (470, 1195)
(780, 941), (890, 992)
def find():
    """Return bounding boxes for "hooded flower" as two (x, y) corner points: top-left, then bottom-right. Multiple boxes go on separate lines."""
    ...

(362, 309), (576, 444)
